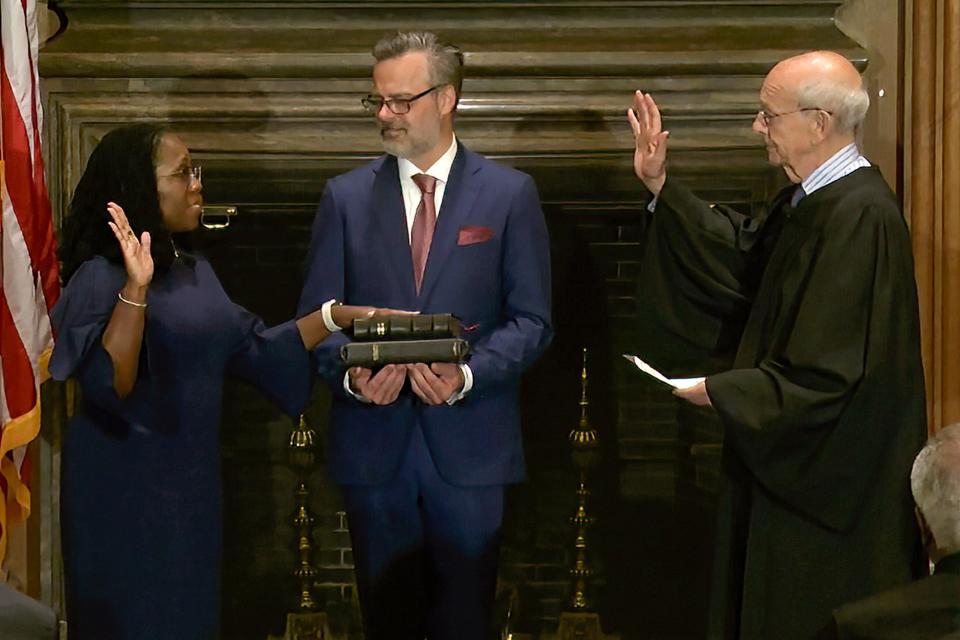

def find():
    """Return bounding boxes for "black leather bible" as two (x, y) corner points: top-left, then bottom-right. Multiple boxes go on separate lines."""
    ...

(341, 338), (470, 367)
(350, 314), (461, 341)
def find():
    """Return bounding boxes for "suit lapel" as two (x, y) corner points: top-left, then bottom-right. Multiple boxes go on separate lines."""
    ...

(371, 155), (418, 301)
(418, 144), (482, 303)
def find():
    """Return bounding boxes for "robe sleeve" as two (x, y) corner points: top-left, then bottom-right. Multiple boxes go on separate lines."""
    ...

(48, 257), (144, 417)
(225, 305), (311, 418)
(706, 202), (919, 532)
(635, 176), (767, 375)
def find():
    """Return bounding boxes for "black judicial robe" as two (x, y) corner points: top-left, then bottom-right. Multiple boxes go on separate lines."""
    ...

(635, 166), (926, 639)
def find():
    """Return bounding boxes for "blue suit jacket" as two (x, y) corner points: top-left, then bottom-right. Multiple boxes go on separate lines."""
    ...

(298, 144), (553, 487)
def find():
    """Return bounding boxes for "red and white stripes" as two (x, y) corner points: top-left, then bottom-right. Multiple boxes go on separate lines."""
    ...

(1, 0), (60, 567)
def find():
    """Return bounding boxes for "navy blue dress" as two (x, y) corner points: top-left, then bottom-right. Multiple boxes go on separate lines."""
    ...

(50, 255), (310, 639)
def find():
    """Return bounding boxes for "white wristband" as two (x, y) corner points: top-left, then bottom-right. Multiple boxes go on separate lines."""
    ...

(320, 299), (341, 332)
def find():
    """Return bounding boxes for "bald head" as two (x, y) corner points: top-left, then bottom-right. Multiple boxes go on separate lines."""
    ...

(771, 51), (863, 88)
(767, 51), (869, 134)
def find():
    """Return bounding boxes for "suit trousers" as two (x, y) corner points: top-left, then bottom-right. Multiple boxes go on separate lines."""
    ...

(342, 421), (504, 640)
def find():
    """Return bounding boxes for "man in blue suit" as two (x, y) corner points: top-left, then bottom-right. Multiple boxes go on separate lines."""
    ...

(297, 31), (552, 640)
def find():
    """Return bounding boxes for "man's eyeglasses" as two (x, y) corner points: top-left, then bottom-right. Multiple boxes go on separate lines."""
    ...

(756, 108), (832, 128)
(361, 86), (441, 115)
(158, 165), (202, 184)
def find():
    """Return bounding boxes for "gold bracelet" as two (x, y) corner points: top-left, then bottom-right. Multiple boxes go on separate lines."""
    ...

(117, 291), (147, 308)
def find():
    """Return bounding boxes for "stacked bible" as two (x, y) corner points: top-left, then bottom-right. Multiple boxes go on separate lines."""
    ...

(340, 314), (470, 367)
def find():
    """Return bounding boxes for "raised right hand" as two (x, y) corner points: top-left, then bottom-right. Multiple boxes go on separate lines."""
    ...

(348, 364), (406, 405)
(106, 202), (153, 288)
(626, 91), (670, 196)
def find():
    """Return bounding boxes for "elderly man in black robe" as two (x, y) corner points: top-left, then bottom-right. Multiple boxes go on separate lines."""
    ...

(627, 51), (927, 639)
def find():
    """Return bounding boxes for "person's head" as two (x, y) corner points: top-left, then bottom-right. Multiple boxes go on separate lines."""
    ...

(752, 51), (869, 183)
(911, 423), (960, 562)
(366, 31), (462, 169)
(58, 124), (203, 284)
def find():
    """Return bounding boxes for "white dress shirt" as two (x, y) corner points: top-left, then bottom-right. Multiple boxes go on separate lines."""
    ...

(397, 135), (458, 239)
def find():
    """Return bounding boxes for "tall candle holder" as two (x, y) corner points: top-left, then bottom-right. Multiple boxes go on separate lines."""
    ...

(290, 415), (319, 613)
(546, 349), (619, 640)
(271, 415), (332, 640)
(568, 348), (599, 611)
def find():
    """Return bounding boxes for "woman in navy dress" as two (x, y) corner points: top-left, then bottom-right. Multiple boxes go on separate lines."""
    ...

(51, 124), (376, 639)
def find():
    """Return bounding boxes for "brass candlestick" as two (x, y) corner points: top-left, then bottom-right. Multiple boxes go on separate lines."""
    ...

(545, 349), (619, 640)
(270, 415), (331, 640)
(568, 348), (599, 611)
(290, 415), (319, 612)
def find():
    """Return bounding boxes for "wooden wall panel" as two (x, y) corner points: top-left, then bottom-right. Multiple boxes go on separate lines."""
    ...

(908, 0), (960, 432)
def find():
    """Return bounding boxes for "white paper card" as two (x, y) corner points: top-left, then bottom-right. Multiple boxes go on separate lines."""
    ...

(622, 355), (705, 390)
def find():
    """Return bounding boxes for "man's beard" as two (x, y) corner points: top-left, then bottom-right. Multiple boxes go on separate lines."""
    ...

(380, 124), (439, 159)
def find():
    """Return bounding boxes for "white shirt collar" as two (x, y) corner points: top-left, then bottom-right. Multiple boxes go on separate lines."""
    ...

(398, 134), (458, 185)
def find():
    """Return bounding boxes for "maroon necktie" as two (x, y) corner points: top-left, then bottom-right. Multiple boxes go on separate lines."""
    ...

(410, 173), (438, 293)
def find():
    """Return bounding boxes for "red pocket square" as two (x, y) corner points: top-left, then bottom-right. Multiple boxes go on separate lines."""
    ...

(457, 226), (494, 246)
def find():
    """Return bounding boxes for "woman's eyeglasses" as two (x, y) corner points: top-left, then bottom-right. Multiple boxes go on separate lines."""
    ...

(158, 165), (202, 184)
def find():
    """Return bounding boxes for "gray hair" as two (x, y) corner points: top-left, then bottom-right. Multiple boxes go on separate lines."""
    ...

(795, 76), (870, 134)
(373, 32), (464, 105)
(911, 423), (960, 552)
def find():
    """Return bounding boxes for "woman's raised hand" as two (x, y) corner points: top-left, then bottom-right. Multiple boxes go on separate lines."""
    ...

(106, 202), (153, 288)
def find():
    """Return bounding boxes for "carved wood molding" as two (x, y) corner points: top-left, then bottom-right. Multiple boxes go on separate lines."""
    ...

(41, 0), (861, 222)
(43, 82), (776, 217)
(45, 0), (855, 77)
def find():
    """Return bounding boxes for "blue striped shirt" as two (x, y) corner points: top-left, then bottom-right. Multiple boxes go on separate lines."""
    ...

(798, 142), (871, 201)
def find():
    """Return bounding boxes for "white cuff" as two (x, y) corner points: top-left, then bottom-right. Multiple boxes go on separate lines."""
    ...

(321, 299), (342, 332)
(343, 371), (371, 403)
(445, 363), (473, 405)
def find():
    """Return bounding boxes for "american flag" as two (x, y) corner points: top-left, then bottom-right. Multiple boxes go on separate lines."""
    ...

(0, 0), (60, 569)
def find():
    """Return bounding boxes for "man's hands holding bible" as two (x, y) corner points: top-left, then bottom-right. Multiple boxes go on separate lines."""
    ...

(347, 363), (465, 406)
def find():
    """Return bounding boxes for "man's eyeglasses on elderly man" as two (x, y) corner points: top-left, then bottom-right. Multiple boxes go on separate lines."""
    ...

(361, 86), (442, 115)
(756, 107), (833, 128)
